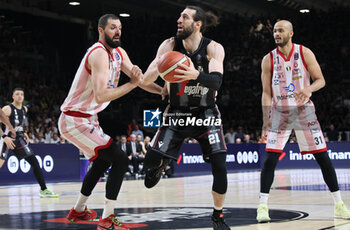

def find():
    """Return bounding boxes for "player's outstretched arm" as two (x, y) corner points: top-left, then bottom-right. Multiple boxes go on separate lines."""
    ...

(118, 47), (163, 95)
(143, 38), (175, 86)
(89, 48), (140, 104)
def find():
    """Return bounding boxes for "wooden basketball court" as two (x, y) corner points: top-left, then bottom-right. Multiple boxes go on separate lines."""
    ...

(0, 168), (349, 229)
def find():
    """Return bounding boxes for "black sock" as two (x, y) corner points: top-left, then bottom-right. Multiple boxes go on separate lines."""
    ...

(26, 155), (47, 191)
(213, 208), (222, 218)
(314, 151), (339, 192)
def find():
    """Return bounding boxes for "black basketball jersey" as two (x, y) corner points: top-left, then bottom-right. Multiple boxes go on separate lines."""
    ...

(169, 37), (216, 107)
(8, 104), (27, 135)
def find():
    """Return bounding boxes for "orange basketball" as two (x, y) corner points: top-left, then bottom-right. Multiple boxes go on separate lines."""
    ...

(157, 51), (190, 82)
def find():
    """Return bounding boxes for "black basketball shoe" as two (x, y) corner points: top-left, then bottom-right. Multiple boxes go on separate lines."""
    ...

(144, 159), (171, 188)
(212, 213), (230, 230)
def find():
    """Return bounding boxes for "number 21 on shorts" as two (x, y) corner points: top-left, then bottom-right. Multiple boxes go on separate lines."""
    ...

(209, 133), (220, 145)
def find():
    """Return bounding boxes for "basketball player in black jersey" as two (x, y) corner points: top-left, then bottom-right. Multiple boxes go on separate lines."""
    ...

(1, 88), (59, 198)
(142, 6), (230, 230)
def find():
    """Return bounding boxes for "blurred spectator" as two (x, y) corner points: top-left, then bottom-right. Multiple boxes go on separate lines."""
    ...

(224, 127), (236, 144)
(327, 124), (342, 142)
(50, 133), (60, 144)
(132, 125), (144, 141)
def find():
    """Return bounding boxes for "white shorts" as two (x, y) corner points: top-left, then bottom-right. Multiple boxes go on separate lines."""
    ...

(58, 112), (112, 161)
(266, 102), (327, 154)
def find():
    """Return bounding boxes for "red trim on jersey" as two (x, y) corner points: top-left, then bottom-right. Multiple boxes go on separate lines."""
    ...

(98, 40), (114, 61)
(277, 43), (294, 62)
(197, 130), (210, 139)
(116, 47), (123, 60)
(64, 111), (91, 118)
(152, 128), (162, 149)
(16, 146), (25, 150)
(301, 147), (327, 155)
(91, 138), (113, 162)
(300, 45), (308, 71)
(266, 148), (283, 153)
(84, 46), (104, 75)
(269, 51), (274, 77)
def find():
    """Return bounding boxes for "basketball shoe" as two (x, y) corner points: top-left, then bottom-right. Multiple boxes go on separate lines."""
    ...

(212, 213), (230, 230)
(97, 214), (121, 230)
(67, 206), (97, 222)
(144, 158), (171, 188)
(334, 201), (350, 219)
(256, 204), (271, 223)
(39, 188), (59, 198)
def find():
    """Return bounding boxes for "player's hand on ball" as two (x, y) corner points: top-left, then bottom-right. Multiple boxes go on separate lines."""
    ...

(130, 65), (143, 85)
(173, 58), (199, 82)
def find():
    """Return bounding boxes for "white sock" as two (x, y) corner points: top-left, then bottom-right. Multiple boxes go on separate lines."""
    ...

(259, 193), (269, 204)
(74, 193), (89, 212)
(214, 205), (223, 211)
(331, 190), (342, 204)
(102, 198), (117, 219)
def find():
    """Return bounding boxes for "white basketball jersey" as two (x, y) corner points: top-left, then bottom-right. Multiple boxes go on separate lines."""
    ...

(270, 43), (312, 108)
(61, 42), (122, 115)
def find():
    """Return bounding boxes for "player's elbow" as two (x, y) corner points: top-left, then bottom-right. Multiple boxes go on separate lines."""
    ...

(94, 94), (105, 104)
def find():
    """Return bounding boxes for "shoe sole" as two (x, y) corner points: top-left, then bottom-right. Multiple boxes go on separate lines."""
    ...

(144, 159), (171, 188)
(257, 218), (271, 223)
(39, 195), (60, 198)
(334, 215), (350, 219)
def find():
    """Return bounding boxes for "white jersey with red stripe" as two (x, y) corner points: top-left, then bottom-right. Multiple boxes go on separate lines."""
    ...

(60, 41), (123, 115)
(270, 43), (311, 109)
(266, 43), (327, 154)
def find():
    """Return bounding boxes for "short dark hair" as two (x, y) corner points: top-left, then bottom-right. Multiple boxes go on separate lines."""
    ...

(186, 5), (219, 33)
(98, 14), (120, 29)
(13, 88), (24, 94)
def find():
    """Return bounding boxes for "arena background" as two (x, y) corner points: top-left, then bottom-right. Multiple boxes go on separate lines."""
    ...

(1, 0), (349, 141)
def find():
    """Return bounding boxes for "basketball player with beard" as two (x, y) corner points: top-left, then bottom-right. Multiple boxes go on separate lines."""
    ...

(58, 14), (162, 229)
(142, 6), (230, 230)
(257, 20), (350, 222)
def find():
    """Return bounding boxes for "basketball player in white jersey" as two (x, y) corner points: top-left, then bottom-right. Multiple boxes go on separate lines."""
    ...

(0, 107), (16, 147)
(257, 20), (350, 222)
(0, 107), (16, 167)
(58, 14), (162, 229)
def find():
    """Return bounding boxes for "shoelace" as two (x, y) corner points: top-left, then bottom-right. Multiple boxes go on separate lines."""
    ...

(110, 216), (122, 226)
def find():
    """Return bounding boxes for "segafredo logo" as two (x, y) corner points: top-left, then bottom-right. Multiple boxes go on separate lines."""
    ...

(7, 155), (54, 174)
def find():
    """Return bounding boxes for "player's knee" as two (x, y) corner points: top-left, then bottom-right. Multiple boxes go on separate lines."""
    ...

(144, 147), (163, 169)
(210, 153), (228, 194)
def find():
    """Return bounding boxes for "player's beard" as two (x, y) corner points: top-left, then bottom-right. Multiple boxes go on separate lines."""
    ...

(105, 32), (121, 48)
(176, 23), (194, 40)
(276, 36), (289, 47)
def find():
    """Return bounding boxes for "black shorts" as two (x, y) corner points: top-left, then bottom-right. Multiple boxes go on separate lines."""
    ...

(8, 135), (34, 160)
(149, 105), (227, 162)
